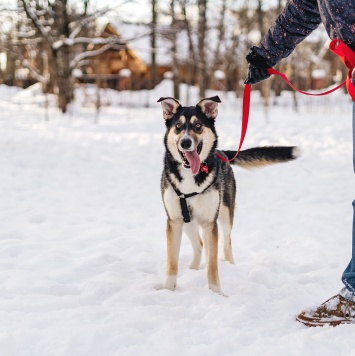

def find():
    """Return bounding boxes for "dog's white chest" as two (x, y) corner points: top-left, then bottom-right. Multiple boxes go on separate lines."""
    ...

(163, 170), (220, 222)
(188, 189), (220, 221)
(164, 186), (220, 222)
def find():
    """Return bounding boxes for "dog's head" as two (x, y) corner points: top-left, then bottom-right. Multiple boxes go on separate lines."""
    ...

(158, 96), (220, 175)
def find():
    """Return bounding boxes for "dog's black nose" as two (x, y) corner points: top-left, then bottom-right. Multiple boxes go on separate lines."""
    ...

(180, 138), (192, 150)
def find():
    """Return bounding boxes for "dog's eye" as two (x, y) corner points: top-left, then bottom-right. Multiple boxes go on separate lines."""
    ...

(195, 123), (202, 130)
(176, 122), (182, 129)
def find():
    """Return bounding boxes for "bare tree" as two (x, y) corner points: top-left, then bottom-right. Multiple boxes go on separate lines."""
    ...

(197, 0), (207, 99)
(15, 0), (131, 113)
(210, 0), (227, 90)
(170, 0), (180, 99)
(150, 0), (158, 89)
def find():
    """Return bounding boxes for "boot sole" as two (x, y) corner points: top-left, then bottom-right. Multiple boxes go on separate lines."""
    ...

(296, 314), (353, 327)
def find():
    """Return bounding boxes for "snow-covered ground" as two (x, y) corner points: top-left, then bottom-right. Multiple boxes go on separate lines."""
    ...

(0, 81), (354, 355)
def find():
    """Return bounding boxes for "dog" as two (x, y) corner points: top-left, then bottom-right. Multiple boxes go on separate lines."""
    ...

(159, 95), (298, 295)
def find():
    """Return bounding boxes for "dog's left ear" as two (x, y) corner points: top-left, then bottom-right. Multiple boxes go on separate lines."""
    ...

(157, 97), (181, 120)
(197, 96), (221, 119)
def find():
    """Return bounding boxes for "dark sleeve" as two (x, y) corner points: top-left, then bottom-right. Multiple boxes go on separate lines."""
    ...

(253, 0), (322, 67)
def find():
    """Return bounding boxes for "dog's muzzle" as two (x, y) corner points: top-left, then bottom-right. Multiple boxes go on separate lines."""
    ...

(178, 141), (203, 175)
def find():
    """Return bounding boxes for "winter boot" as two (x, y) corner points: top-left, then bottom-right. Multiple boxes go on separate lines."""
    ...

(296, 294), (355, 327)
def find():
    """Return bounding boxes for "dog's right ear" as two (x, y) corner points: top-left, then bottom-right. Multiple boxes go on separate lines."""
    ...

(157, 97), (181, 120)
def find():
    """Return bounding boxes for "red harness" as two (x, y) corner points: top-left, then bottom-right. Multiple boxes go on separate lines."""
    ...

(216, 40), (355, 164)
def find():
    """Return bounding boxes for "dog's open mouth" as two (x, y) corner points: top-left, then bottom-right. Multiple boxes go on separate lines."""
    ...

(178, 142), (203, 175)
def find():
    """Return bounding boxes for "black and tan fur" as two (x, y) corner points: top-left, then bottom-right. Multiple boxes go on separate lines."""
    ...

(159, 96), (298, 295)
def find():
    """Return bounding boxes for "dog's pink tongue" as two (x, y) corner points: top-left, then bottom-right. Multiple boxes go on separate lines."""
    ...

(185, 150), (200, 175)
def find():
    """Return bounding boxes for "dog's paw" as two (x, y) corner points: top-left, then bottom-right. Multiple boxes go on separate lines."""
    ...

(163, 275), (177, 291)
(209, 284), (228, 297)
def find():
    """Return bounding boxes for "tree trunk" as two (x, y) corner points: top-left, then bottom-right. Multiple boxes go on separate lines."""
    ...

(51, 0), (74, 113)
(170, 0), (180, 99)
(53, 0), (73, 113)
(180, 0), (197, 104)
(198, 0), (207, 99)
(53, 45), (73, 113)
(150, 0), (157, 89)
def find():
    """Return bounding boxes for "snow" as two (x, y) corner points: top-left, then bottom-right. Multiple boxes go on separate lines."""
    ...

(0, 81), (355, 355)
(312, 69), (326, 79)
(52, 40), (64, 50)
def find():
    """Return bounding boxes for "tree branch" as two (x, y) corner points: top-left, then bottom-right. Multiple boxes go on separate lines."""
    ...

(70, 42), (126, 69)
(20, 0), (54, 44)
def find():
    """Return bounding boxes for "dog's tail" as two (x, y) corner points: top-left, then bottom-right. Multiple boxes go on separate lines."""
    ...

(220, 146), (299, 169)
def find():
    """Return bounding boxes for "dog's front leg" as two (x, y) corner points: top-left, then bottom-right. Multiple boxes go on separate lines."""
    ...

(163, 218), (183, 291)
(183, 222), (202, 270)
(202, 221), (223, 295)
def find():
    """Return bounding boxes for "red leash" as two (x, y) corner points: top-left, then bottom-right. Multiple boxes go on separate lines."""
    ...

(267, 68), (346, 96)
(216, 39), (355, 163)
(216, 84), (251, 163)
(216, 77), (345, 163)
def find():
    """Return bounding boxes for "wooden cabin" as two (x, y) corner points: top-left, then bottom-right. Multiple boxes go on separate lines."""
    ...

(80, 23), (151, 90)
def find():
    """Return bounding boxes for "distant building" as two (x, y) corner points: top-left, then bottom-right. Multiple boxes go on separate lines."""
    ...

(80, 23), (150, 90)
(79, 21), (173, 90)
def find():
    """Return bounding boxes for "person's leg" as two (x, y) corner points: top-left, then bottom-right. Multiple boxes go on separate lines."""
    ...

(296, 102), (355, 326)
(340, 102), (355, 297)
(340, 200), (355, 296)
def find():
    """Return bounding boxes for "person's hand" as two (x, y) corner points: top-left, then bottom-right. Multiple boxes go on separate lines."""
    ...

(244, 47), (271, 85)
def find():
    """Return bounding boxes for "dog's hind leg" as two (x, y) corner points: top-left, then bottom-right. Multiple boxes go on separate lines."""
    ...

(163, 219), (183, 291)
(183, 222), (203, 270)
(218, 204), (234, 264)
(202, 221), (223, 295)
